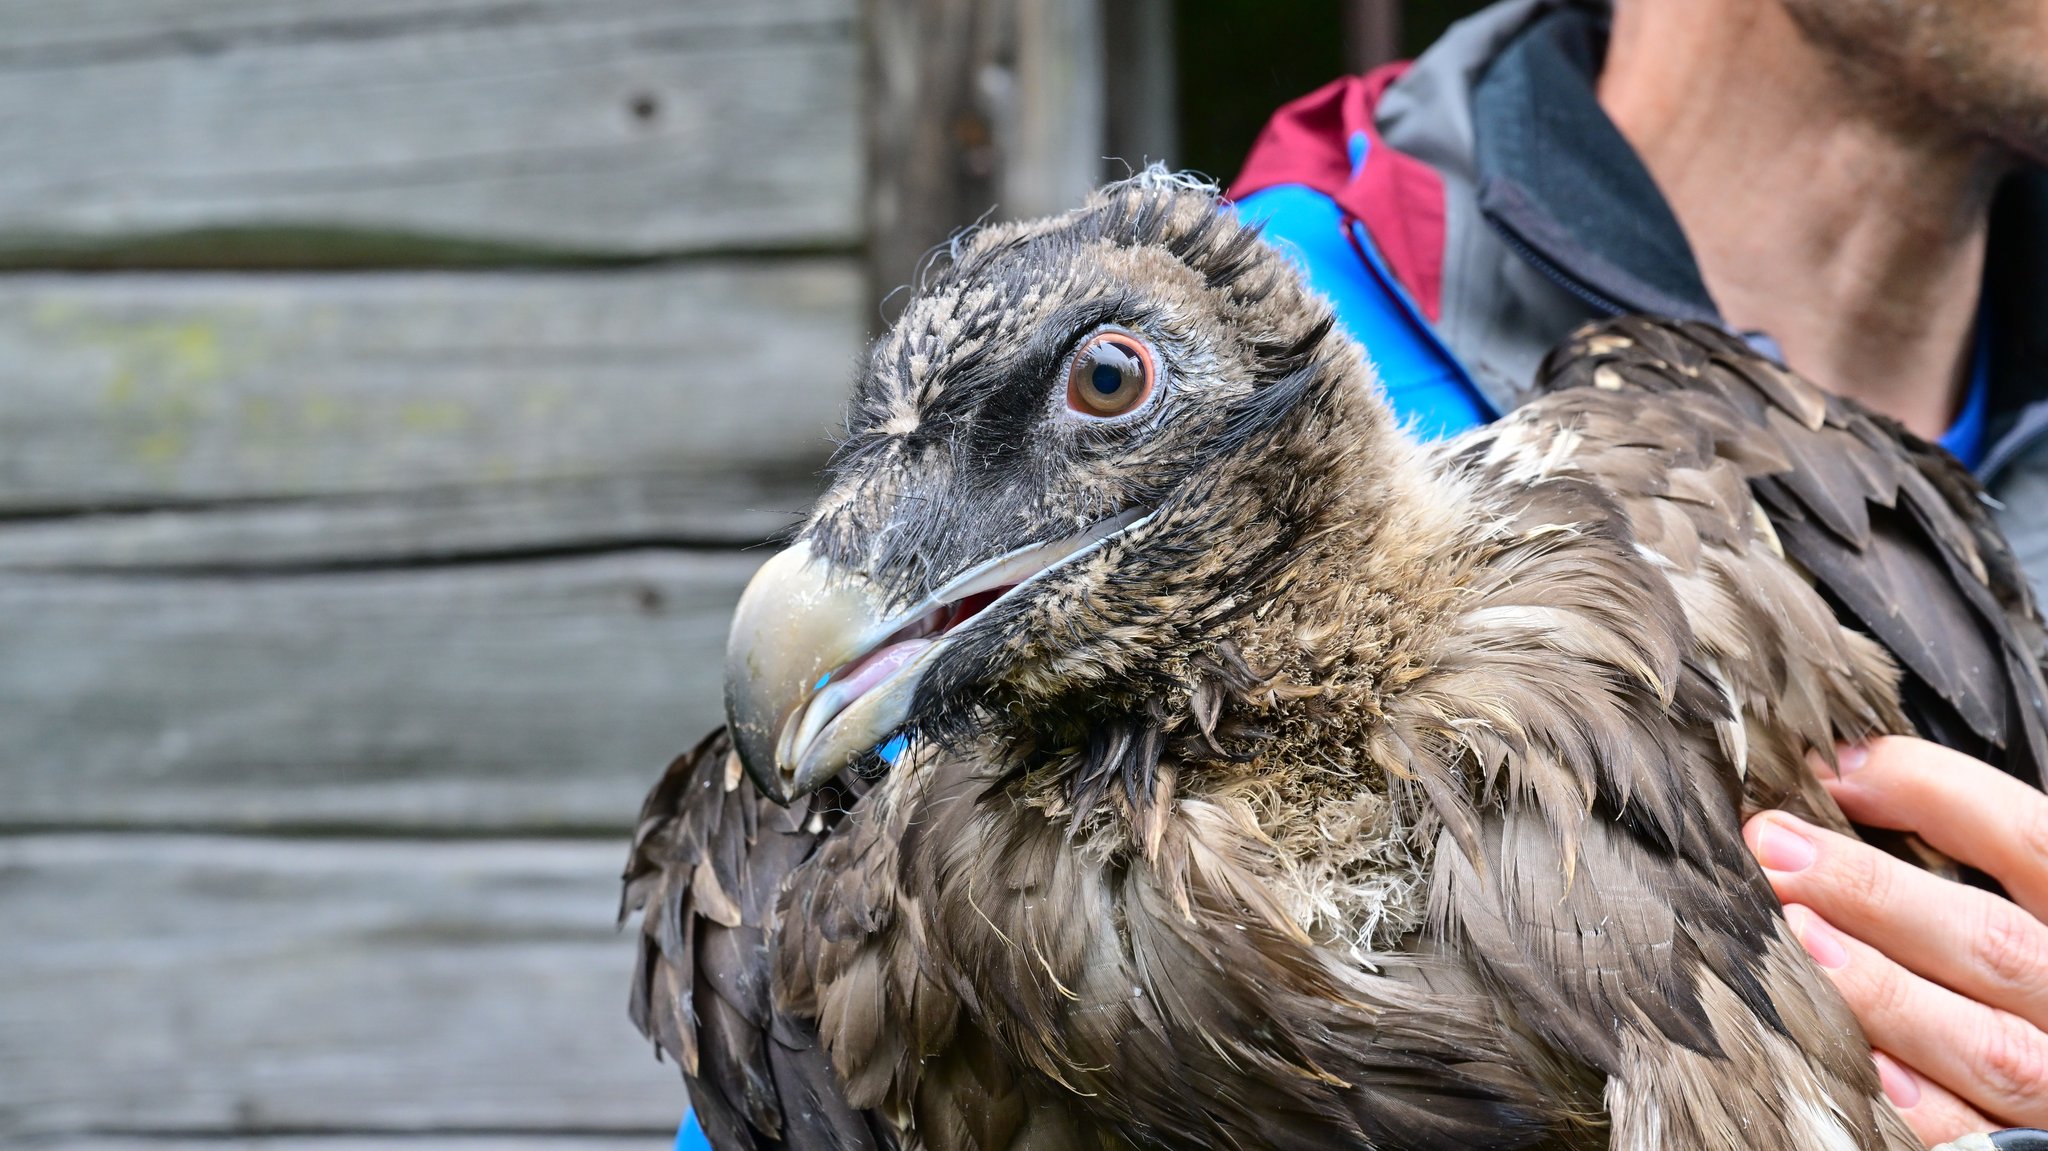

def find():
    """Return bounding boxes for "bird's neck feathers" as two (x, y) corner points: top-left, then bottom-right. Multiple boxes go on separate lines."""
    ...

(1202, 341), (1489, 696)
(999, 347), (1493, 857)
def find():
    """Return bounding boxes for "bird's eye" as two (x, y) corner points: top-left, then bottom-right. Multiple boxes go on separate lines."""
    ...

(1065, 331), (1156, 418)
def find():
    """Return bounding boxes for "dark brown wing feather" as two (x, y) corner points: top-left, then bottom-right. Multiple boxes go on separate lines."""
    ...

(1435, 343), (1930, 1147)
(620, 728), (888, 1151)
(1538, 316), (2048, 787)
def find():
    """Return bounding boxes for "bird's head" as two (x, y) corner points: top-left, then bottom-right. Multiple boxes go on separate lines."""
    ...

(726, 173), (1411, 803)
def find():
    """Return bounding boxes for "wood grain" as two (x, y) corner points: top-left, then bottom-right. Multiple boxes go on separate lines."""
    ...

(0, 473), (811, 573)
(28, 1130), (663, 1138)
(0, 0), (858, 263)
(2, 551), (757, 833)
(0, 262), (859, 563)
(863, 0), (1008, 308)
(0, 834), (689, 1139)
(1100, 0), (1179, 172)
(1004, 0), (1105, 222)
(861, 0), (1108, 305)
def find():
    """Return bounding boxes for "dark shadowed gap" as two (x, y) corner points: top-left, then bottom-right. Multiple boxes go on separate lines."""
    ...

(1172, 0), (1489, 186)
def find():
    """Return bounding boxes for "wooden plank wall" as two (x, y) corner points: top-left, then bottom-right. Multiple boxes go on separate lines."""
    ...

(1, 2), (864, 1146)
(1, 1), (1163, 1147)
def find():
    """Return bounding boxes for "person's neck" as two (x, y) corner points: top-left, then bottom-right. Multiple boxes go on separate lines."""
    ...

(1599, 0), (2010, 440)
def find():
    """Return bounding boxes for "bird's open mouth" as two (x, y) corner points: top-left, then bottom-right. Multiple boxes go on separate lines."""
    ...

(725, 508), (1151, 801)
(776, 587), (1005, 776)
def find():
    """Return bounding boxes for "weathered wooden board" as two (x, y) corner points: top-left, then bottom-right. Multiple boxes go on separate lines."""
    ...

(864, 0), (1108, 305)
(0, 835), (689, 1139)
(2, 551), (757, 833)
(32, 1130), (659, 1138)
(0, 262), (860, 562)
(25, 1130), (663, 1138)
(0, 0), (858, 262)
(0, 473), (809, 573)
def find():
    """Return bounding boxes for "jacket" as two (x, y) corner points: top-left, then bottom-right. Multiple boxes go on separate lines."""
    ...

(1229, 0), (2048, 596)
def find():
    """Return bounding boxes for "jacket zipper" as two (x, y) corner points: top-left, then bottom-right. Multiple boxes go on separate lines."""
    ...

(1492, 223), (1628, 317)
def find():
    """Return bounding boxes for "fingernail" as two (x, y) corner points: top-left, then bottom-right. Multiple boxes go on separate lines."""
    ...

(1785, 904), (1849, 970)
(1835, 742), (1869, 775)
(1752, 816), (1818, 872)
(1872, 1051), (1921, 1109)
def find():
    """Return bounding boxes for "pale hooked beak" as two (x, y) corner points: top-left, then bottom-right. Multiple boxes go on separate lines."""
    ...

(723, 510), (1150, 803)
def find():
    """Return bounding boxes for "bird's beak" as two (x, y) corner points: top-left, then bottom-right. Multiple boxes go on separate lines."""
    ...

(724, 509), (1154, 804)
(723, 541), (936, 804)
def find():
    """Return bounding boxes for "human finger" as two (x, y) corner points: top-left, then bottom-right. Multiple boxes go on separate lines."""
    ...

(1817, 736), (2048, 920)
(1777, 902), (2048, 1128)
(1870, 1047), (1999, 1147)
(1747, 810), (2048, 1031)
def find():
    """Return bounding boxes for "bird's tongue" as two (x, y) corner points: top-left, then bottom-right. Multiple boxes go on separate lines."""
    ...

(831, 637), (935, 703)
(798, 583), (1018, 763)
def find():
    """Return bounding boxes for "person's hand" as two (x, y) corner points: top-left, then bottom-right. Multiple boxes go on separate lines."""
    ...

(1742, 735), (2048, 1145)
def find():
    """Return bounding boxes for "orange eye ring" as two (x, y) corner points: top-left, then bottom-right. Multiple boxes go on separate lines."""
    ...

(1065, 330), (1157, 418)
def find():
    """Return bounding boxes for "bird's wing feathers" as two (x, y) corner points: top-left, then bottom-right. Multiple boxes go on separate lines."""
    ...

(1434, 808), (1907, 1150)
(1539, 317), (2048, 787)
(1422, 351), (1940, 1148)
(620, 728), (888, 1151)
(1498, 319), (2017, 1149)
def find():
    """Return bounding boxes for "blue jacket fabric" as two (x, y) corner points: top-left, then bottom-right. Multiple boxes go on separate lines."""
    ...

(1234, 182), (1993, 466)
(1235, 183), (1493, 443)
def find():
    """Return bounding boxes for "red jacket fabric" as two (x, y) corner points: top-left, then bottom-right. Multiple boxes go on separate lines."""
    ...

(1230, 66), (1448, 324)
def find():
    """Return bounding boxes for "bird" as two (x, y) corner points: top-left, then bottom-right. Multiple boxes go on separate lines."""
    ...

(621, 171), (2048, 1151)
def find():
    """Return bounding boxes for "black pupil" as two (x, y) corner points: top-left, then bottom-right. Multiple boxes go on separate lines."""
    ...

(1089, 343), (1136, 396)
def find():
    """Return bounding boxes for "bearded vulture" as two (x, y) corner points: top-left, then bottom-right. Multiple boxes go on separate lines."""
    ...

(621, 174), (2048, 1151)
